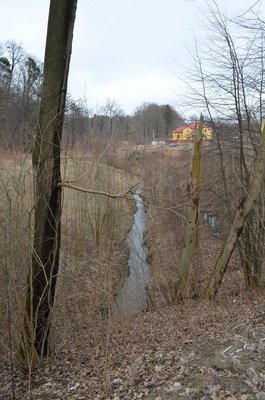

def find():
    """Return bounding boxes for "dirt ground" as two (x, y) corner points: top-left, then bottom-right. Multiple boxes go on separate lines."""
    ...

(1, 291), (265, 400)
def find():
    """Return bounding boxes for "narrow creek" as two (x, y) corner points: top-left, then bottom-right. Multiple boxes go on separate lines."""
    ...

(113, 188), (150, 317)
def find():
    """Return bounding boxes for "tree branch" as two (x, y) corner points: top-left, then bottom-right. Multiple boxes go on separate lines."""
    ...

(58, 178), (142, 199)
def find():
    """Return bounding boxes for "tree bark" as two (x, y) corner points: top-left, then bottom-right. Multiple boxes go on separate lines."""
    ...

(24, 0), (78, 359)
(176, 115), (203, 299)
(239, 207), (264, 290)
(207, 121), (265, 300)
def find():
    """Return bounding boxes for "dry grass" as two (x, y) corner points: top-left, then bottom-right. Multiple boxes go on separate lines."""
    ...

(0, 139), (264, 361)
(0, 145), (137, 360)
(54, 151), (137, 350)
(1, 141), (265, 399)
(0, 151), (33, 355)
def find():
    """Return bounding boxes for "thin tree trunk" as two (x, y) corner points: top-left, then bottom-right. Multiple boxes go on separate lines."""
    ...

(207, 121), (265, 300)
(176, 115), (203, 299)
(239, 206), (264, 289)
(24, 0), (78, 360)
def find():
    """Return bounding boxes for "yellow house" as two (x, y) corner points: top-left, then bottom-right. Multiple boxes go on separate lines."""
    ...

(172, 122), (212, 141)
(172, 125), (190, 141)
(202, 126), (212, 140)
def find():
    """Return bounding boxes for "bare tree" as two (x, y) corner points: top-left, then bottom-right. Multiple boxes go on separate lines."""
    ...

(132, 102), (183, 143)
(5, 40), (24, 99)
(23, 0), (78, 360)
(207, 121), (265, 299)
(186, 2), (265, 295)
(102, 98), (124, 137)
(176, 115), (203, 299)
(162, 104), (174, 139)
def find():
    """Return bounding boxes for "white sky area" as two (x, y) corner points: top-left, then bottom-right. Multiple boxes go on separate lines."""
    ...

(0, 0), (263, 115)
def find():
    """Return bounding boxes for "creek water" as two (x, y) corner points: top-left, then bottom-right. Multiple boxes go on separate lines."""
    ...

(113, 189), (150, 316)
(203, 212), (221, 236)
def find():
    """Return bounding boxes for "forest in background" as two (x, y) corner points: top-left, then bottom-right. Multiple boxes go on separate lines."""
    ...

(0, 37), (185, 150)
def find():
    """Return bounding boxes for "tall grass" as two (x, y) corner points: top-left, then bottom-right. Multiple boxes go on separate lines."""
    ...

(0, 142), (136, 365)
(0, 152), (33, 359)
(54, 150), (136, 350)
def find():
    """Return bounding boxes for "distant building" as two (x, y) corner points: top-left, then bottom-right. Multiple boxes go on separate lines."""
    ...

(171, 122), (212, 142)
(151, 139), (166, 145)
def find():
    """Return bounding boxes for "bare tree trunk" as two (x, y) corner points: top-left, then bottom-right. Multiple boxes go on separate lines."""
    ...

(176, 115), (203, 299)
(23, 0), (78, 360)
(207, 121), (265, 300)
(239, 205), (264, 289)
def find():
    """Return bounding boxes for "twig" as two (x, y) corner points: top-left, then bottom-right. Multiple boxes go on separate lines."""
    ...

(222, 345), (231, 354)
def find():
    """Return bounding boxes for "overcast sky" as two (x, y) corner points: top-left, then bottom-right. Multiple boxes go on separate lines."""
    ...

(0, 0), (263, 115)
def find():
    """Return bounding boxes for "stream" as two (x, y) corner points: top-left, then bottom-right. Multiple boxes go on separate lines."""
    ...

(113, 189), (150, 317)
(202, 211), (221, 236)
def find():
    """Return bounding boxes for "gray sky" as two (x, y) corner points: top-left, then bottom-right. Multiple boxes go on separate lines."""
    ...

(0, 0), (263, 115)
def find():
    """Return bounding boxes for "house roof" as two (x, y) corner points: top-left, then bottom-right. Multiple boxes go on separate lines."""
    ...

(173, 125), (186, 133)
(172, 122), (213, 135)
(187, 122), (197, 132)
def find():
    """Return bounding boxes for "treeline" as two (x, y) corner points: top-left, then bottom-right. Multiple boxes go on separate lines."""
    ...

(63, 99), (185, 150)
(0, 40), (42, 148)
(0, 39), (184, 150)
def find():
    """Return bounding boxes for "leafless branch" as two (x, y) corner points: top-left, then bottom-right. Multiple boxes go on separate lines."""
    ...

(58, 178), (142, 199)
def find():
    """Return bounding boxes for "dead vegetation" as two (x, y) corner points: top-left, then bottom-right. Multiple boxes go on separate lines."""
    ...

(0, 147), (136, 363)
(1, 291), (265, 399)
(138, 142), (245, 307)
(1, 141), (265, 399)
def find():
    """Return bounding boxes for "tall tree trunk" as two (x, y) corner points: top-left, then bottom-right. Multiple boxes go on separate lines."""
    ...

(207, 121), (265, 300)
(176, 115), (203, 299)
(24, 0), (78, 359)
